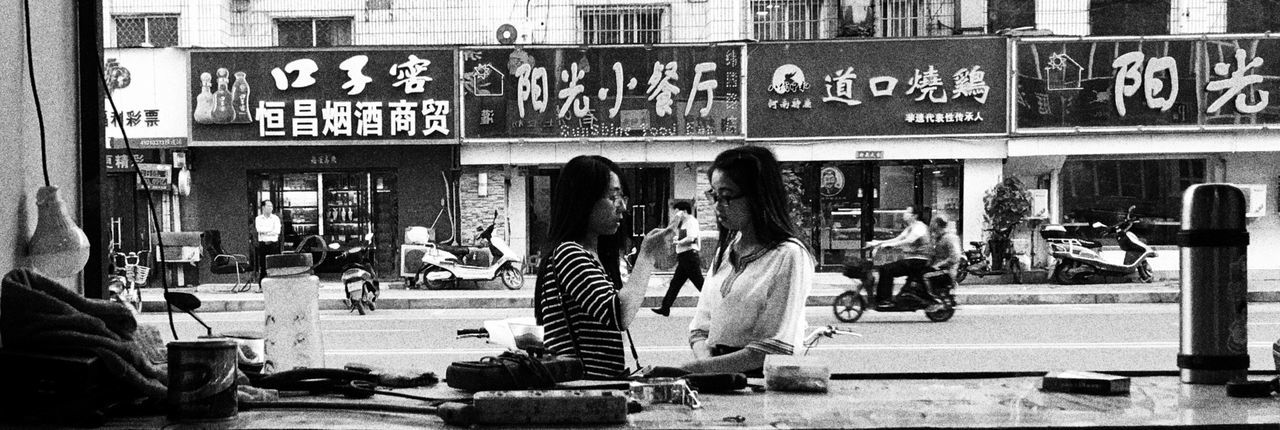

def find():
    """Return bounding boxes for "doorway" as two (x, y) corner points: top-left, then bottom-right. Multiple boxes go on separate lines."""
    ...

(811, 161), (962, 269)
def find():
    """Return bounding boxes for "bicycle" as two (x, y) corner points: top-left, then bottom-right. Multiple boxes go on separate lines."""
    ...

(107, 250), (149, 314)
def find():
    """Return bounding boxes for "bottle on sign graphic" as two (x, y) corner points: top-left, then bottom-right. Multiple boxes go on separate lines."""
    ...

(194, 72), (215, 124)
(211, 68), (235, 124)
(231, 71), (252, 124)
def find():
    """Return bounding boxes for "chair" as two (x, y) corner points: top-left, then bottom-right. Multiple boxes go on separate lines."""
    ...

(202, 230), (256, 292)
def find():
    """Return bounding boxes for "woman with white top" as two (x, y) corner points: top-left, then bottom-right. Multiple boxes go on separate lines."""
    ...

(680, 146), (814, 376)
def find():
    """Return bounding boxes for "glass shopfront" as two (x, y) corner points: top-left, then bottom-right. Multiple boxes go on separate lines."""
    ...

(1059, 156), (1207, 246)
(806, 160), (963, 269)
(251, 170), (399, 275)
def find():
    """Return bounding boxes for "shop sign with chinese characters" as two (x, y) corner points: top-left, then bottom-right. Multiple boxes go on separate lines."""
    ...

(104, 48), (189, 140)
(461, 45), (744, 139)
(1016, 36), (1280, 129)
(190, 49), (455, 143)
(747, 38), (1007, 138)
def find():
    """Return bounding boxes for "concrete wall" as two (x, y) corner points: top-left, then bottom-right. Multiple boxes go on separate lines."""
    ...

(963, 158), (1004, 248)
(457, 166), (509, 247)
(1, 1), (83, 291)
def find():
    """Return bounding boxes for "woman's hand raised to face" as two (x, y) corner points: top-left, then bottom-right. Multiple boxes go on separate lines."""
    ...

(639, 226), (676, 259)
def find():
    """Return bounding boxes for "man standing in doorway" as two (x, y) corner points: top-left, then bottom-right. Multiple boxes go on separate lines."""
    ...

(653, 201), (703, 316)
(255, 200), (281, 282)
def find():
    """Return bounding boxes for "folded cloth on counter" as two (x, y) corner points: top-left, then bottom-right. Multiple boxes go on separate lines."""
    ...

(0, 268), (167, 400)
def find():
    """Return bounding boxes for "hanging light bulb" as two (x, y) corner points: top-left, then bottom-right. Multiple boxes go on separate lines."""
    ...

(27, 185), (91, 277)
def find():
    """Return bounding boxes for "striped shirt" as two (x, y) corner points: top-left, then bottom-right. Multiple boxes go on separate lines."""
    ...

(533, 242), (625, 378)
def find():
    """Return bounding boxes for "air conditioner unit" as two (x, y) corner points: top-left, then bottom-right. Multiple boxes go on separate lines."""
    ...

(495, 21), (536, 45)
(231, 0), (251, 13)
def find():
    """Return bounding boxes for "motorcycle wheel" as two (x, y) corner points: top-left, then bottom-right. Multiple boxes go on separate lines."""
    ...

(1053, 262), (1077, 284)
(352, 297), (366, 315)
(419, 268), (453, 290)
(363, 281), (377, 312)
(832, 291), (866, 323)
(1137, 260), (1154, 283)
(499, 265), (524, 290)
(925, 306), (955, 322)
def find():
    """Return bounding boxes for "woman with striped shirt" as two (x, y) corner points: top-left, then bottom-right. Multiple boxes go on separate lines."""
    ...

(533, 155), (674, 378)
(680, 146), (815, 376)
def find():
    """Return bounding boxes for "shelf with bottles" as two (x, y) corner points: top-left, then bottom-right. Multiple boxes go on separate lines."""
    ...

(282, 174), (318, 191)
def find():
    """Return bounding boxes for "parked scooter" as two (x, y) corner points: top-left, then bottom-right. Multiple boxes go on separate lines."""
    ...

(332, 234), (380, 315)
(832, 246), (956, 323)
(954, 237), (1023, 284)
(1044, 205), (1156, 284)
(417, 210), (525, 290)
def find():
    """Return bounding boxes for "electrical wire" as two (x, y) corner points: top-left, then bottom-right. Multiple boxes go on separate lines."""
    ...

(92, 48), (178, 340)
(21, 0), (49, 187)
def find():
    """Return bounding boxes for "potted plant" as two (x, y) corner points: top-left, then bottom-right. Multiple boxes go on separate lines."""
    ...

(982, 177), (1032, 270)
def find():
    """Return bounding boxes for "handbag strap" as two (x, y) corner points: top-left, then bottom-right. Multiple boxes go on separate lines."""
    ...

(555, 263), (643, 377)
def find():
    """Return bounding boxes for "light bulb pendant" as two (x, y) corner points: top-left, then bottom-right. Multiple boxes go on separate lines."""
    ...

(28, 186), (91, 277)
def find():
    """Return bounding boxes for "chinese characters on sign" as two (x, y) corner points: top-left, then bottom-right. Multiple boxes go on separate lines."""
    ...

(462, 46), (744, 139)
(1015, 38), (1280, 129)
(748, 38), (1007, 138)
(191, 50), (456, 143)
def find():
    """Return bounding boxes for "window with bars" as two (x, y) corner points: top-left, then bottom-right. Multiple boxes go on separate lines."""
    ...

(276, 18), (353, 47)
(876, 0), (955, 37)
(751, 0), (834, 40)
(114, 15), (179, 48)
(579, 5), (668, 45)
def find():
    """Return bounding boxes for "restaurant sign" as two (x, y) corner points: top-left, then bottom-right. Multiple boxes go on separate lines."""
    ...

(747, 38), (1008, 138)
(461, 45), (744, 139)
(1016, 36), (1280, 129)
(190, 49), (456, 143)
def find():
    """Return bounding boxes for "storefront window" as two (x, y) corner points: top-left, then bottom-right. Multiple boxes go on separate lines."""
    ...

(1060, 157), (1207, 246)
(810, 161), (962, 269)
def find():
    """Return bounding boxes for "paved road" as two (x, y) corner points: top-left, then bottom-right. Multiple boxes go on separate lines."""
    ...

(141, 303), (1280, 375)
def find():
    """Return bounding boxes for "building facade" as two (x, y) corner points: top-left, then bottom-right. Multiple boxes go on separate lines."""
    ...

(101, 0), (1280, 282)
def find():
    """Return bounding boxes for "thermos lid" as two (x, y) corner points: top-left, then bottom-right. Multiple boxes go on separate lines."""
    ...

(265, 253), (313, 276)
(169, 338), (237, 349)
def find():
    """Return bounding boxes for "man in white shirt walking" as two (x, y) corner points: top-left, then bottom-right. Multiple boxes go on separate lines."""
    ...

(653, 201), (704, 316)
(255, 199), (281, 281)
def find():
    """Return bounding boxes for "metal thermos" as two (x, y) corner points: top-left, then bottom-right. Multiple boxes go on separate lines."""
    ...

(1177, 184), (1249, 384)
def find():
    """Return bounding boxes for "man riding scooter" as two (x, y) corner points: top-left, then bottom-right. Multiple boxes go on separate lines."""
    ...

(867, 206), (931, 310)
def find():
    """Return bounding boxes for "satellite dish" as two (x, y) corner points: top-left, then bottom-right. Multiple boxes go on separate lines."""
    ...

(496, 23), (519, 45)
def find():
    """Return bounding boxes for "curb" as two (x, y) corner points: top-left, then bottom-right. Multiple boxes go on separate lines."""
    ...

(145, 287), (1229, 313)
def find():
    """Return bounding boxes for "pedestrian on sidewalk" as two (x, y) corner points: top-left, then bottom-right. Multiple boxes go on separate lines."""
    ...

(681, 146), (814, 377)
(532, 155), (674, 379)
(653, 201), (704, 317)
(255, 199), (281, 282)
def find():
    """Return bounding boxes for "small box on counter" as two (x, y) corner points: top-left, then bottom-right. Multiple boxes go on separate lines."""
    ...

(1041, 370), (1130, 395)
(764, 355), (830, 392)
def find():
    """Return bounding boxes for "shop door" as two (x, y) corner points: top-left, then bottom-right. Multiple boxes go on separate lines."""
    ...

(524, 166), (670, 272)
(816, 163), (877, 268)
(619, 167), (672, 253)
(251, 170), (398, 277)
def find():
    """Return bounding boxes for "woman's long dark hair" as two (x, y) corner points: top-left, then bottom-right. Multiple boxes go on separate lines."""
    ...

(535, 155), (628, 298)
(709, 146), (796, 271)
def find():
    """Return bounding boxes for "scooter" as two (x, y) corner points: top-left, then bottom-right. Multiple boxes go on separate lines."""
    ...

(332, 235), (380, 315)
(954, 231), (1022, 284)
(832, 246), (956, 323)
(1044, 205), (1156, 284)
(417, 210), (525, 290)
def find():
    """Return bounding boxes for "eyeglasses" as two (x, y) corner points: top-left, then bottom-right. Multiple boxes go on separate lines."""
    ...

(606, 190), (628, 207)
(704, 189), (745, 206)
